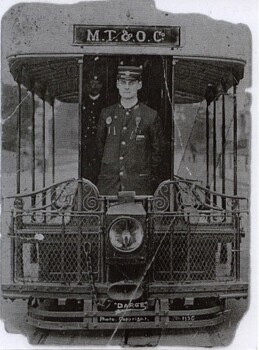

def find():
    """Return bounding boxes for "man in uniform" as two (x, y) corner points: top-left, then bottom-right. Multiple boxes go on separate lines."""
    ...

(96, 65), (164, 195)
(81, 73), (105, 183)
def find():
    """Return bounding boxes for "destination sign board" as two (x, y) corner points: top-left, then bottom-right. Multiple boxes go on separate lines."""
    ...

(73, 25), (181, 47)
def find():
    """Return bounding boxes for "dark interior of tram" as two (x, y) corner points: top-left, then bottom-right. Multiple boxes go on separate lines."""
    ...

(82, 55), (171, 113)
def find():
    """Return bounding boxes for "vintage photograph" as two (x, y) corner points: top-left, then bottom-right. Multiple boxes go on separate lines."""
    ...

(0, 0), (256, 348)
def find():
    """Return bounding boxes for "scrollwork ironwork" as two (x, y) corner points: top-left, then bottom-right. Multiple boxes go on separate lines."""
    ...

(152, 179), (244, 215)
(177, 182), (202, 210)
(51, 180), (77, 211)
(153, 181), (170, 212)
(8, 179), (102, 225)
(82, 179), (101, 212)
(14, 197), (24, 210)
(32, 212), (45, 223)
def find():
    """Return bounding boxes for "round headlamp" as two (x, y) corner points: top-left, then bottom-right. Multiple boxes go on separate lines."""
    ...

(109, 217), (144, 253)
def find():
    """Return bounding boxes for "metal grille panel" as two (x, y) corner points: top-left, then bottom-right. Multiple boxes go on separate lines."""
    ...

(151, 215), (236, 282)
(13, 214), (101, 283)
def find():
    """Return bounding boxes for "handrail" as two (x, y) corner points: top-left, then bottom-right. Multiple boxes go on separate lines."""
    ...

(3, 178), (77, 199)
(3, 177), (248, 216)
(3, 177), (247, 202)
(158, 179), (247, 201)
(194, 183), (247, 201)
(3, 178), (103, 215)
(152, 179), (249, 214)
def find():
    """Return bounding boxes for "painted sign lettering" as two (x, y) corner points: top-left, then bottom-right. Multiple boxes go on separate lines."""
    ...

(73, 25), (181, 47)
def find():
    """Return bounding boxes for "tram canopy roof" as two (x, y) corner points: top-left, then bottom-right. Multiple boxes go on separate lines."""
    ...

(2, 0), (250, 104)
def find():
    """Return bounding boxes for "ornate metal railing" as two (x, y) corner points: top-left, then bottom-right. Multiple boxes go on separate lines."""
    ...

(5, 178), (103, 225)
(152, 179), (248, 215)
(3, 178), (248, 284)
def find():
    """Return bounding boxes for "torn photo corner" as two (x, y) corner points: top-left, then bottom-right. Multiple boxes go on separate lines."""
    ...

(1, 0), (257, 349)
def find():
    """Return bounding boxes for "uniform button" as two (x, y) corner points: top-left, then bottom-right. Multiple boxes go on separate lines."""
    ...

(93, 102), (95, 105)
(119, 171), (124, 176)
(119, 156), (124, 160)
(123, 126), (127, 131)
(121, 141), (126, 146)
(126, 112), (129, 116)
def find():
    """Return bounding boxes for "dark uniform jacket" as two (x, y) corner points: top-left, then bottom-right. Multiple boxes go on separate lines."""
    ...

(96, 102), (164, 195)
(81, 94), (105, 183)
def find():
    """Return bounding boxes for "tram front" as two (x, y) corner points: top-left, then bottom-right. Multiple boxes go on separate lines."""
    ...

(1, 0), (249, 330)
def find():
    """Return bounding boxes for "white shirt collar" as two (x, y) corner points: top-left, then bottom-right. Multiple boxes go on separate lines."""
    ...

(89, 94), (100, 101)
(120, 97), (139, 110)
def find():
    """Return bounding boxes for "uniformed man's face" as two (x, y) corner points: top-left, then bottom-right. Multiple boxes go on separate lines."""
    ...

(87, 79), (103, 96)
(116, 79), (142, 99)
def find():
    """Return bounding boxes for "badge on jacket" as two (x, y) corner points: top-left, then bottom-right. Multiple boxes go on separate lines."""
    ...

(136, 134), (145, 141)
(106, 116), (112, 125)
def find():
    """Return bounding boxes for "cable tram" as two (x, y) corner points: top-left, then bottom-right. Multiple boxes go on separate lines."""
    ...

(1, 0), (249, 330)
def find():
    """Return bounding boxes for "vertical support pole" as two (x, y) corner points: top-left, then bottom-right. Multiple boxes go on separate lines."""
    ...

(163, 56), (169, 129)
(205, 102), (210, 205)
(15, 83), (23, 281)
(78, 58), (84, 181)
(220, 94), (227, 263)
(233, 83), (239, 279)
(61, 213), (65, 281)
(42, 99), (46, 189)
(221, 94), (226, 210)
(186, 217), (191, 281)
(10, 210), (15, 282)
(78, 58), (84, 212)
(233, 84), (238, 196)
(206, 102), (210, 190)
(213, 100), (217, 205)
(51, 101), (55, 184)
(50, 101), (56, 212)
(170, 58), (176, 211)
(77, 58), (84, 285)
(235, 213), (241, 280)
(77, 221), (82, 283)
(100, 200), (105, 283)
(170, 58), (176, 181)
(163, 56), (172, 181)
(16, 83), (22, 194)
(42, 99), (46, 209)
(31, 92), (36, 207)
